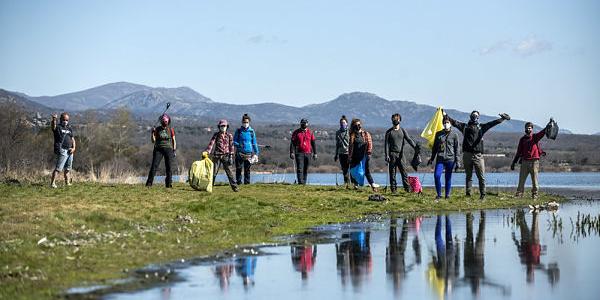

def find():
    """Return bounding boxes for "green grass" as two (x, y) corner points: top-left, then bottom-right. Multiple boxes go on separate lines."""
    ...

(0, 182), (561, 299)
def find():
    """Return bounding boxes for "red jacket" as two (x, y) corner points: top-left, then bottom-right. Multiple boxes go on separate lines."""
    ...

(514, 130), (545, 162)
(291, 128), (316, 154)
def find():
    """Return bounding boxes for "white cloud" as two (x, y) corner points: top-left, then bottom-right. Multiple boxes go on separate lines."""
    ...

(246, 34), (287, 45)
(479, 36), (553, 57)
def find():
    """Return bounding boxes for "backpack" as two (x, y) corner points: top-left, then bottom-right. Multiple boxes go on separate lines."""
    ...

(188, 152), (214, 192)
(408, 176), (423, 194)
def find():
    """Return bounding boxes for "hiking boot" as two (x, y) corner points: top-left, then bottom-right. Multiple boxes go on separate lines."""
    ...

(232, 185), (239, 192)
(514, 192), (524, 198)
(445, 195), (450, 200)
(479, 194), (486, 201)
(466, 192), (472, 197)
(51, 182), (58, 189)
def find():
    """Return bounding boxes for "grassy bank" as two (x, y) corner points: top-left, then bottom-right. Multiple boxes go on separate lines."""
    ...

(0, 182), (561, 299)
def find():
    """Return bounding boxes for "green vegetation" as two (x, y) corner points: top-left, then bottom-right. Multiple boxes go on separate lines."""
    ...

(0, 182), (561, 299)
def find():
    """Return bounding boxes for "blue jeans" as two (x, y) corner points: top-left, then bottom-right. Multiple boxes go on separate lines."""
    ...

(434, 160), (455, 197)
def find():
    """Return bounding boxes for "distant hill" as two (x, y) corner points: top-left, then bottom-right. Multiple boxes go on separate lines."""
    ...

(0, 89), (52, 114)
(14, 82), (553, 132)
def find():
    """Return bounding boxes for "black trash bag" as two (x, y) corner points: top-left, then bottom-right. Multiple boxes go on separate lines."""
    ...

(368, 194), (387, 202)
(410, 143), (422, 172)
(545, 118), (559, 140)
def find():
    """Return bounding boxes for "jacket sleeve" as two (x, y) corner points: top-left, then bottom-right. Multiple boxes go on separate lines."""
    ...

(348, 135), (353, 159)
(454, 133), (460, 163)
(206, 133), (216, 153)
(448, 116), (465, 133)
(430, 132), (440, 162)
(335, 131), (341, 154)
(252, 130), (259, 155)
(481, 118), (504, 134)
(290, 130), (296, 154)
(384, 129), (390, 158)
(512, 138), (523, 165)
(229, 133), (235, 154)
(233, 129), (240, 148)
(366, 132), (373, 155)
(403, 128), (417, 149)
(532, 129), (546, 144)
(311, 132), (317, 154)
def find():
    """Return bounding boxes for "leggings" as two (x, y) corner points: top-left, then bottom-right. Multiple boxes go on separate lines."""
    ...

(434, 160), (455, 197)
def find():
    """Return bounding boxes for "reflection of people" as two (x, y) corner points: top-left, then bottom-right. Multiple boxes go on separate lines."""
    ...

(235, 256), (257, 288)
(291, 244), (317, 280)
(427, 215), (459, 299)
(335, 231), (372, 288)
(386, 218), (412, 293)
(411, 217), (423, 265)
(512, 210), (559, 285)
(214, 260), (234, 292)
(464, 211), (485, 295)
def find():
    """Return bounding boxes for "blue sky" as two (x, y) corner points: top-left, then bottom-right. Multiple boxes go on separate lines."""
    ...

(1, 0), (598, 133)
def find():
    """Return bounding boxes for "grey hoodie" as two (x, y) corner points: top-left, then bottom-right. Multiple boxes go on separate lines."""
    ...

(335, 128), (349, 155)
(430, 129), (460, 162)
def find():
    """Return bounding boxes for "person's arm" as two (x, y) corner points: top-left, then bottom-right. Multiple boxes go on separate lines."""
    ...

(481, 118), (504, 134)
(311, 132), (317, 156)
(532, 129), (546, 144)
(51, 114), (57, 131)
(453, 133), (460, 165)
(429, 133), (439, 163)
(384, 129), (390, 159)
(366, 132), (373, 155)
(70, 137), (76, 154)
(233, 129), (240, 149)
(252, 130), (259, 155)
(447, 115), (465, 132)
(512, 139), (523, 166)
(348, 135), (353, 160)
(151, 128), (156, 143)
(403, 128), (417, 149)
(228, 133), (235, 154)
(289, 131), (296, 158)
(206, 134), (216, 153)
(171, 128), (176, 150)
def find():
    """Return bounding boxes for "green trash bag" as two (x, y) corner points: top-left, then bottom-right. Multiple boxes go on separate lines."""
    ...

(189, 152), (213, 192)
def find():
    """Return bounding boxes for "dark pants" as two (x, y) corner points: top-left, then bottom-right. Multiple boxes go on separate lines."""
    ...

(146, 147), (174, 187)
(213, 155), (238, 190)
(363, 156), (375, 186)
(388, 152), (409, 192)
(463, 152), (485, 196)
(235, 153), (252, 185)
(294, 153), (311, 185)
(338, 153), (351, 184)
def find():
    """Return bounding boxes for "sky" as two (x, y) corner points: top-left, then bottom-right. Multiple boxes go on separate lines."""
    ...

(0, 0), (599, 134)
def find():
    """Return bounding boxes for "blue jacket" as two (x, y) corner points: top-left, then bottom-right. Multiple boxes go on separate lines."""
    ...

(233, 126), (259, 155)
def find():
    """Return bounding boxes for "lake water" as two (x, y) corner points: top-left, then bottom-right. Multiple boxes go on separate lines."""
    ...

(105, 200), (600, 300)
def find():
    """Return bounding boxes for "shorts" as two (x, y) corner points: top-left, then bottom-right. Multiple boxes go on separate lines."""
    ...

(55, 148), (73, 172)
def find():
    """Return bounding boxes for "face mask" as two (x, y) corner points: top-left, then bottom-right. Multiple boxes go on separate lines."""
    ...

(525, 128), (532, 135)
(300, 123), (307, 129)
(354, 124), (361, 131)
(470, 114), (479, 123)
(61, 120), (68, 126)
(219, 126), (227, 132)
(341, 124), (348, 130)
(392, 120), (400, 126)
(444, 123), (451, 130)
(242, 122), (249, 128)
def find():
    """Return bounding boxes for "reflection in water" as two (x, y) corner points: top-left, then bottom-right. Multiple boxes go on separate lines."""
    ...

(412, 217), (423, 266)
(291, 244), (317, 281)
(427, 215), (459, 299)
(513, 210), (561, 285)
(336, 231), (372, 289)
(386, 218), (413, 294)
(235, 256), (257, 288)
(213, 260), (234, 292)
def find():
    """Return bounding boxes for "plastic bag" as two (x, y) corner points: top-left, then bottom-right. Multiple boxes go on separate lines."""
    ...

(421, 107), (445, 149)
(545, 118), (559, 140)
(349, 156), (367, 186)
(189, 151), (214, 192)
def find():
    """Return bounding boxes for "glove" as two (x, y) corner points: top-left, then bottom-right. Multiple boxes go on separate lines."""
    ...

(313, 153), (318, 160)
(290, 153), (295, 160)
(499, 113), (511, 120)
(510, 162), (515, 171)
(334, 154), (338, 162)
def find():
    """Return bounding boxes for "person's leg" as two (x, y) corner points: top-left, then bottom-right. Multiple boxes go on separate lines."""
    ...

(303, 153), (310, 184)
(531, 160), (539, 198)
(398, 160), (410, 192)
(64, 153), (74, 185)
(444, 160), (455, 198)
(146, 148), (162, 186)
(222, 158), (239, 191)
(164, 148), (173, 187)
(389, 153), (398, 192)
(473, 154), (486, 198)
(445, 215), (452, 244)
(235, 154), (243, 185)
(516, 160), (528, 197)
(434, 161), (444, 198)
(463, 152), (474, 196)
(243, 159), (251, 185)
(340, 154), (350, 184)
(52, 149), (67, 187)
(295, 154), (304, 184)
(365, 156), (375, 188)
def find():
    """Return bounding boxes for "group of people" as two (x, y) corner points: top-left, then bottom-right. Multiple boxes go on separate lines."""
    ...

(50, 109), (553, 200)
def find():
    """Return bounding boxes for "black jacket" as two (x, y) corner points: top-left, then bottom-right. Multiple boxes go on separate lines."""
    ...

(448, 117), (504, 154)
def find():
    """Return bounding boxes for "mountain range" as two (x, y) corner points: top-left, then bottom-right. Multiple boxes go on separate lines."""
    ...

(4, 82), (560, 132)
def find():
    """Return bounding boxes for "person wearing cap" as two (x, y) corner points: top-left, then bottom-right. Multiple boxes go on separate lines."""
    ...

(146, 113), (176, 188)
(290, 118), (317, 185)
(206, 119), (239, 192)
(233, 114), (260, 185)
(447, 111), (510, 200)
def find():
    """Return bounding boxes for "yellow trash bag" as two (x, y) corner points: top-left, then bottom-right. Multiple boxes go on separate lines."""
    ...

(189, 151), (213, 192)
(420, 107), (445, 149)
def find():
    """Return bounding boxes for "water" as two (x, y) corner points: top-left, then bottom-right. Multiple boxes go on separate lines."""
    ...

(153, 172), (600, 190)
(105, 201), (600, 300)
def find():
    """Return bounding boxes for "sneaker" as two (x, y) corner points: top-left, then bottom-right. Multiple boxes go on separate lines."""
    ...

(232, 186), (239, 192)
(435, 196), (442, 201)
(466, 192), (472, 197)
(515, 192), (524, 198)
(479, 194), (486, 201)
(66, 182), (73, 186)
(51, 182), (58, 188)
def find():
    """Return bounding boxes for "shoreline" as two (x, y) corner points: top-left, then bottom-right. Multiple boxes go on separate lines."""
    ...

(1, 183), (595, 299)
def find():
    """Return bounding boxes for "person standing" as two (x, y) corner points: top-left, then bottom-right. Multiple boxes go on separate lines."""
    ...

(51, 112), (76, 188)
(334, 115), (351, 186)
(511, 121), (551, 199)
(447, 111), (510, 200)
(348, 119), (378, 192)
(233, 114), (259, 185)
(290, 119), (317, 185)
(146, 114), (176, 188)
(206, 119), (239, 192)
(384, 113), (418, 193)
(427, 116), (460, 200)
